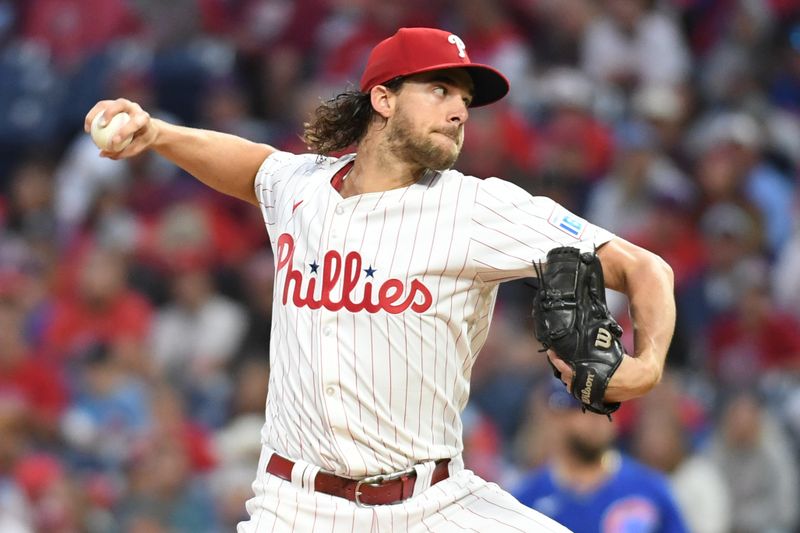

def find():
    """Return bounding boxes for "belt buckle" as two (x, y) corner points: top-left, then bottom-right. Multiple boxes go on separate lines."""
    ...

(354, 467), (415, 508)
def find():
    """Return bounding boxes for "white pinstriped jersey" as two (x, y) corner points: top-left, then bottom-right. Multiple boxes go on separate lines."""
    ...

(254, 151), (613, 478)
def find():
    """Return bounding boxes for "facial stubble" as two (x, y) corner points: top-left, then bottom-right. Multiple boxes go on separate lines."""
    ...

(386, 106), (462, 171)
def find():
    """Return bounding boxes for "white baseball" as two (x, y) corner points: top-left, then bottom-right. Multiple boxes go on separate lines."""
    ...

(90, 111), (134, 152)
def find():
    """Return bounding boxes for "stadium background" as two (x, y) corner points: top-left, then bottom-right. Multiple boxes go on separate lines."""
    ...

(1, 0), (800, 531)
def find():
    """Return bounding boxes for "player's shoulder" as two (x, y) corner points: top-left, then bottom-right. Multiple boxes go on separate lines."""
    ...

(260, 150), (346, 178)
(440, 169), (534, 199)
(440, 168), (512, 189)
(256, 152), (352, 199)
(440, 167), (478, 182)
(464, 173), (558, 213)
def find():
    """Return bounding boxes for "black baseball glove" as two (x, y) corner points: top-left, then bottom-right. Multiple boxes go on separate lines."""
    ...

(532, 246), (624, 416)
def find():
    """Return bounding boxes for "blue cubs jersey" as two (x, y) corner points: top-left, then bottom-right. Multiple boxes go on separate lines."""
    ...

(513, 454), (689, 533)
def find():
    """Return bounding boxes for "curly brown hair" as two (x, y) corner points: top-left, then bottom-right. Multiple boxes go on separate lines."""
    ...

(302, 78), (405, 156)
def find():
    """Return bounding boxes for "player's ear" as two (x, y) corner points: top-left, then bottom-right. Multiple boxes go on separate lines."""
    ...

(370, 85), (396, 119)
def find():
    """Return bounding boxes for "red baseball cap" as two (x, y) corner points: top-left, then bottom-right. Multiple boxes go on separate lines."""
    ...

(360, 27), (510, 108)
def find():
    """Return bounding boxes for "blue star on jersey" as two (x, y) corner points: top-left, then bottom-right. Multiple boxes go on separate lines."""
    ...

(309, 261), (319, 274)
(364, 265), (376, 278)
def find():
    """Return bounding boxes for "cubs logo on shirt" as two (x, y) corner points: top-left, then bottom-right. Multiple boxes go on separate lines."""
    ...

(602, 497), (660, 533)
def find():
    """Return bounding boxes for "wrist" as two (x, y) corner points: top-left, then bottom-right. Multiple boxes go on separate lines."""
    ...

(634, 355), (662, 394)
(605, 354), (662, 402)
(150, 118), (166, 150)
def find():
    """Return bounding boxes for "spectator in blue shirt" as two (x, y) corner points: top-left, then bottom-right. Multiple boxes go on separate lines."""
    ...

(513, 382), (689, 533)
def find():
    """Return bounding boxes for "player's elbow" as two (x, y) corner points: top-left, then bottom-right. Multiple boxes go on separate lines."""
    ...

(622, 243), (673, 287)
(600, 238), (673, 293)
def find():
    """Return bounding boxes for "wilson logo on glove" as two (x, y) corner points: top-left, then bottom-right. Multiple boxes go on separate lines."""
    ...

(580, 373), (595, 405)
(595, 328), (612, 349)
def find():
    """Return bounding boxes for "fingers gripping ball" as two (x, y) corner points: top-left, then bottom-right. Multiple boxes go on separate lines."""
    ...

(90, 111), (134, 152)
(532, 246), (625, 416)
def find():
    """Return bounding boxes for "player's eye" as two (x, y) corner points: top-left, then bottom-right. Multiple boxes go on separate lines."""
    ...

(433, 86), (446, 97)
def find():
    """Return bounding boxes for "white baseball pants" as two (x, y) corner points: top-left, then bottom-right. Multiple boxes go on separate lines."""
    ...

(237, 446), (571, 532)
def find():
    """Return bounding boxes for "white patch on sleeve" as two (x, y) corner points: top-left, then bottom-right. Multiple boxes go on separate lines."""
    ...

(548, 207), (587, 238)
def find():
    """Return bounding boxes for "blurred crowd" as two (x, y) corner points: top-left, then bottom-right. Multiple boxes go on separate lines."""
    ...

(1, 0), (800, 532)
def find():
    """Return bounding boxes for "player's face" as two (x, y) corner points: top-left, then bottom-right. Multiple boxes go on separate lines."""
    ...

(386, 69), (474, 170)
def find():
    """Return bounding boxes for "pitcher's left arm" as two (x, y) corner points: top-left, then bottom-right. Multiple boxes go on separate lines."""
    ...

(548, 237), (675, 402)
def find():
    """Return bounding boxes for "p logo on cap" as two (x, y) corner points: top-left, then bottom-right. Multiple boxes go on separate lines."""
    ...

(447, 34), (467, 58)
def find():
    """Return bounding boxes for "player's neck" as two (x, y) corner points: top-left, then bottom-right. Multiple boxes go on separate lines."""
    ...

(339, 140), (426, 198)
(554, 449), (620, 493)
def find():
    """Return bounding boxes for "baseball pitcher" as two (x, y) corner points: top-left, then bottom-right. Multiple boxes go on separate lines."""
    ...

(85, 27), (675, 532)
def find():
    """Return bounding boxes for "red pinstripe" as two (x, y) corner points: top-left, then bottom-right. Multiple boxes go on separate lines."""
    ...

(313, 188), (346, 464)
(401, 184), (428, 453)
(315, 182), (354, 473)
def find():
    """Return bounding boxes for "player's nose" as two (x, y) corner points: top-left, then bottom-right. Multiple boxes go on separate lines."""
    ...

(448, 98), (469, 125)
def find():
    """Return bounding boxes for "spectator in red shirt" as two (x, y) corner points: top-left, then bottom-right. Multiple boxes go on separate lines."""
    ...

(13, 453), (83, 532)
(319, 1), (438, 87)
(0, 299), (67, 437)
(22, 0), (141, 70)
(145, 384), (217, 473)
(459, 104), (538, 182)
(43, 247), (152, 359)
(452, 0), (534, 109)
(708, 275), (800, 386)
(628, 193), (705, 291)
(532, 68), (615, 210)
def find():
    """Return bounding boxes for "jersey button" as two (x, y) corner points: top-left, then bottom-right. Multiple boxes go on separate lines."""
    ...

(325, 386), (336, 396)
(323, 326), (333, 336)
(335, 206), (344, 215)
